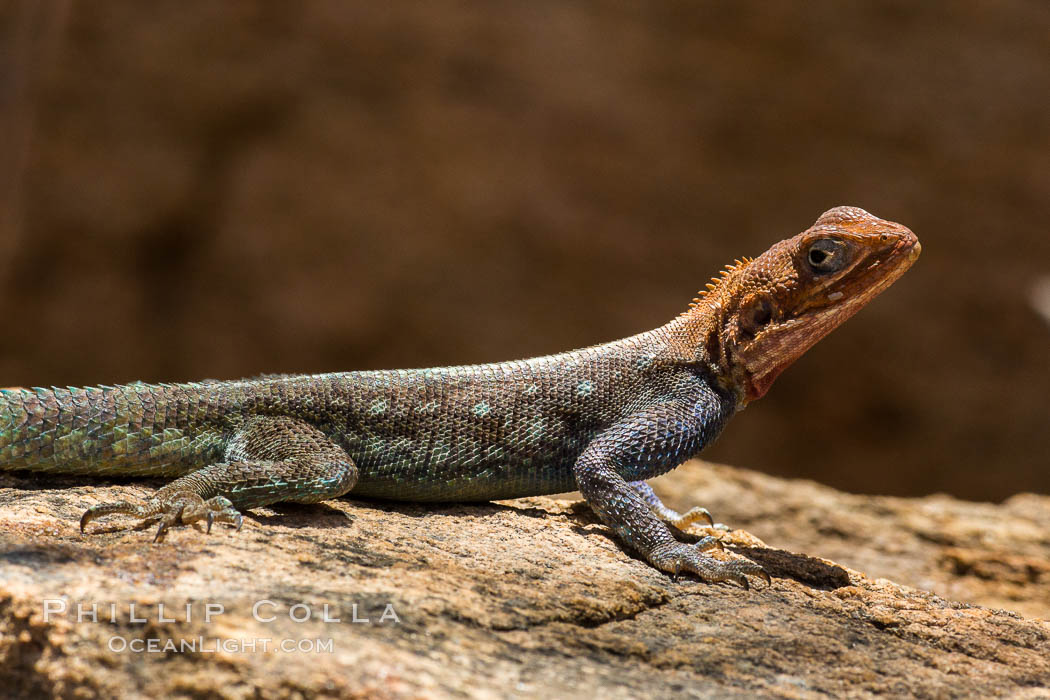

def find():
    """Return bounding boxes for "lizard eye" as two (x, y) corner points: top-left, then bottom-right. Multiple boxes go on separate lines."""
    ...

(806, 239), (848, 274)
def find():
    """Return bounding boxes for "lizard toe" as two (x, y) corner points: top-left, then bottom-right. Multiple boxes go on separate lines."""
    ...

(80, 500), (153, 533)
(693, 535), (724, 552)
(668, 506), (714, 529)
(151, 495), (244, 536)
(150, 493), (209, 541)
(200, 497), (244, 534)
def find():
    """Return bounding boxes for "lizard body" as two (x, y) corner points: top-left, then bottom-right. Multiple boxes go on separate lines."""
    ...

(0, 206), (920, 587)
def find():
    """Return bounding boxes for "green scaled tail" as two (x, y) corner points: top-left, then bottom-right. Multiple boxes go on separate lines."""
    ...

(0, 383), (225, 477)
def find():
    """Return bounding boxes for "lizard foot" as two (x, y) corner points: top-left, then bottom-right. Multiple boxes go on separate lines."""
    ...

(650, 541), (770, 590)
(80, 494), (243, 542)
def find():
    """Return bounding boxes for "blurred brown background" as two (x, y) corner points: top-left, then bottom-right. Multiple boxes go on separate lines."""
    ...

(1, 1), (1047, 500)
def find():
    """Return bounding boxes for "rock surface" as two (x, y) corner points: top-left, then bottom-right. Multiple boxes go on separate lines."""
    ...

(2, 462), (1049, 698)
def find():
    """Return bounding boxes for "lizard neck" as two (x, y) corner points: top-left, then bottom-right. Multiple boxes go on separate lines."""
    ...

(659, 297), (747, 406)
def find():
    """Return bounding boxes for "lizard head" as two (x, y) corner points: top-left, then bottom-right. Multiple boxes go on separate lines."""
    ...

(695, 206), (920, 404)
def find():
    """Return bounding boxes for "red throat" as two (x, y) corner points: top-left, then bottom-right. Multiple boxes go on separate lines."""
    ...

(747, 363), (789, 401)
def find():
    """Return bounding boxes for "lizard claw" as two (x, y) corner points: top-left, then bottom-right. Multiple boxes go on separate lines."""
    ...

(154, 513), (179, 542)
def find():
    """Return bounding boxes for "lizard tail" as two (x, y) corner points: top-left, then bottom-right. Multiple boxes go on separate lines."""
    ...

(0, 383), (224, 476)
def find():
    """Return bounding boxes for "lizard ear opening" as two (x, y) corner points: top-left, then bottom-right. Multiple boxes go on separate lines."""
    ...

(738, 296), (774, 340)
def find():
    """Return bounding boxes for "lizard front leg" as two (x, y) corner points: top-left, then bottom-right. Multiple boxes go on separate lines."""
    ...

(575, 398), (768, 588)
(81, 415), (358, 541)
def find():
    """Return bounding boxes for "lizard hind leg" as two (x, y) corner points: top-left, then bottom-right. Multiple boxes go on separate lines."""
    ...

(80, 416), (358, 541)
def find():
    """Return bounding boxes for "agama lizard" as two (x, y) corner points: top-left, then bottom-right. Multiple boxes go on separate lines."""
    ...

(0, 206), (919, 588)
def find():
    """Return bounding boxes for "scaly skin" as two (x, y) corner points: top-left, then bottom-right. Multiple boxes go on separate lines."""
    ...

(0, 206), (919, 588)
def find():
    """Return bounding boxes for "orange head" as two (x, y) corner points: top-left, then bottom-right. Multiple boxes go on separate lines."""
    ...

(683, 206), (920, 404)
